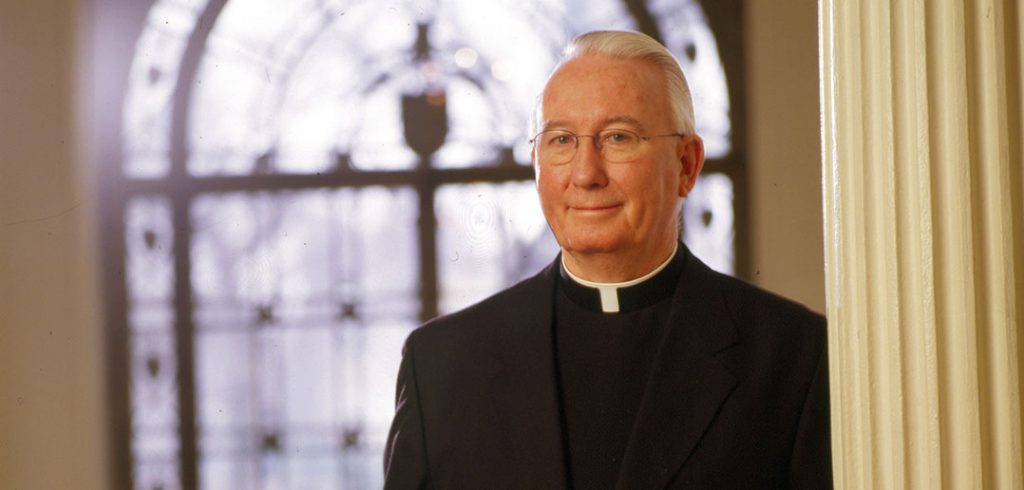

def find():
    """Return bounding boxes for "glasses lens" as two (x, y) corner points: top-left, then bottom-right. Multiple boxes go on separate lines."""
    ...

(599, 129), (640, 162)
(536, 130), (576, 164)
(532, 129), (643, 164)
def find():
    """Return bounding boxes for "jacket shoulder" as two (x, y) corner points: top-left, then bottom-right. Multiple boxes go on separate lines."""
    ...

(406, 263), (555, 347)
(712, 268), (825, 331)
(700, 266), (827, 380)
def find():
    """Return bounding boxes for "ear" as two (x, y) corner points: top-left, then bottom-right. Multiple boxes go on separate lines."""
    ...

(676, 134), (705, 198)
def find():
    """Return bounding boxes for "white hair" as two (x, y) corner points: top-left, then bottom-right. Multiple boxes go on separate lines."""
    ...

(530, 30), (695, 138)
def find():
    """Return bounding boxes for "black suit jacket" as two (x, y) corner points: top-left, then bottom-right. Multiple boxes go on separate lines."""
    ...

(384, 248), (831, 489)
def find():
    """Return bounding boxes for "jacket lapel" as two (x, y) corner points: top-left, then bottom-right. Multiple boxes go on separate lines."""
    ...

(480, 261), (569, 488)
(615, 250), (739, 490)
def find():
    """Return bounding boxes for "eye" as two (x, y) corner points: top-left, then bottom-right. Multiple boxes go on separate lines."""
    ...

(602, 130), (636, 145)
(546, 132), (575, 146)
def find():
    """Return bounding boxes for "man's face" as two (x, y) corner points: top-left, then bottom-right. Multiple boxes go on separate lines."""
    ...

(533, 54), (702, 267)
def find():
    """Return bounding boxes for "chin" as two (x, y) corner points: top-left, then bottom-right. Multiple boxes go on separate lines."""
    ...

(561, 233), (628, 255)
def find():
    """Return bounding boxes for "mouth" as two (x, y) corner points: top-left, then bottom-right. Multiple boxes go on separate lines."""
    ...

(569, 204), (621, 212)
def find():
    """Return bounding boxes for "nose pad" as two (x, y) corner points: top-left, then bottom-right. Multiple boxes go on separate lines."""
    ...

(570, 135), (608, 188)
(574, 135), (601, 162)
(580, 134), (602, 154)
(572, 135), (603, 162)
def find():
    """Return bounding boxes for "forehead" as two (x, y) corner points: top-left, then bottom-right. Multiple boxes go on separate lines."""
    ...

(540, 54), (669, 128)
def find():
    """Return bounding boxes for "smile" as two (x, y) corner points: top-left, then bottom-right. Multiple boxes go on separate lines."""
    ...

(569, 204), (621, 212)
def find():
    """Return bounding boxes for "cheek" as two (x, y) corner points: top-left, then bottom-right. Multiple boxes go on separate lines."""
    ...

(536, 168), (567, 199)
(535, 175), (564, 220)
(535, 176), (554, 201)
(623, 165), (678, 222)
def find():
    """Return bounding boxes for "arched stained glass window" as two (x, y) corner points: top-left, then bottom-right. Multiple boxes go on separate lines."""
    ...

(108, 0), (744, 488)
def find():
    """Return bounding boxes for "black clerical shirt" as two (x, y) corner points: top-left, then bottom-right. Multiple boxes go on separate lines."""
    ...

(554, 248), (685, 489)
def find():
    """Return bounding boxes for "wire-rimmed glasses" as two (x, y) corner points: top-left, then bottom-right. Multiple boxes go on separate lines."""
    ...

(529, 128), (684, 165)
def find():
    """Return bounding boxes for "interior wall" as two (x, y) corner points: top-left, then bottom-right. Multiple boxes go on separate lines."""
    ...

(0, 1), (109, 489)
(745, 0), (826, 313)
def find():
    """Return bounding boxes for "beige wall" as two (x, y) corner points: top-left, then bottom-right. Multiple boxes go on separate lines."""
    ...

(0, 2), (824, 488)
(745, 0), (826, 313)
(0, 1), (109, 489)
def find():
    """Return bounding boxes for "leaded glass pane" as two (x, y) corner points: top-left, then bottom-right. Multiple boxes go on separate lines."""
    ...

(131, 331), (181, 490)
(683, 172), (734, 274)
(182, 0), (725, 177)
(186, 47), (268, 175)
(134, 460), (182, 490)
(436, 181), (558, 314)
(123, 0), (210, 178)
(429, 76), (505, 168)
(201, 456), (256, 490)
(126, 197), (175, 304)
(191, 188), (418, 488)
(347, 85), (421, 171)
(188, 1), (424, 175)
(281, 454), (340, 490)
(131, 332), (179, 430)
(125, 196), (182, 490)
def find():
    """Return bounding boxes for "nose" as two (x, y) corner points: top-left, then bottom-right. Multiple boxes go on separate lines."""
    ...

(569, 136), (608, 189)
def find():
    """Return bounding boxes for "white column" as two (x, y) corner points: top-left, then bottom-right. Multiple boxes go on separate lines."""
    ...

(819, 0), (1023, 488)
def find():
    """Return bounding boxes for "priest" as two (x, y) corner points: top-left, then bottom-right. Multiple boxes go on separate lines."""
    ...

(384, 30), (831, 489)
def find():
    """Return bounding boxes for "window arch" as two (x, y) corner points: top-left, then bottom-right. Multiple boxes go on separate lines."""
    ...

(105, 0), (745, 488)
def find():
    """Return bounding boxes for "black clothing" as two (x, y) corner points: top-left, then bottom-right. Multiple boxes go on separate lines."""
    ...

(384, 245), (832, 489)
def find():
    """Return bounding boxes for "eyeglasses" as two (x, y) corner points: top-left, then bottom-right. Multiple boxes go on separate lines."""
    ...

(529, 128), (684, 165)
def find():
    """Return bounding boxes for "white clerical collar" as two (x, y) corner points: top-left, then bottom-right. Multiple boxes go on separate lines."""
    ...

(560, 242), (679, 313)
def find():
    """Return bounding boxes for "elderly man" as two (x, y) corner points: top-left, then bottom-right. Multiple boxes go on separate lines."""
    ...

(384, 30), (831, 489)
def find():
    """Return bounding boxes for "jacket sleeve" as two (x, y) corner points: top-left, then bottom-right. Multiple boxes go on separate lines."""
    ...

(383, 335), (431, 490)
(788, 332), (833, 489)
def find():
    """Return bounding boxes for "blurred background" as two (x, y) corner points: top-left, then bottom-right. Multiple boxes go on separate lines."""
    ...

(0, 0), (824, 488)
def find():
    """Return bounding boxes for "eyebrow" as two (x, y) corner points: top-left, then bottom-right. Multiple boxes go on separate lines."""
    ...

(540, 116), (646, 132)
(602, 116), (645, 129)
